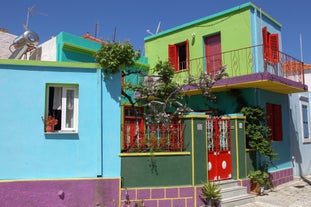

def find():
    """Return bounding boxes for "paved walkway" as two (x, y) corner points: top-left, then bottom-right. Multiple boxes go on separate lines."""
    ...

(237, 175), (311, 207)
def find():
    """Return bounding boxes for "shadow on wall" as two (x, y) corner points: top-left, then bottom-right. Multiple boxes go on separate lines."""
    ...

(103, 71), (121, 104)
(289, 108), (303, 176)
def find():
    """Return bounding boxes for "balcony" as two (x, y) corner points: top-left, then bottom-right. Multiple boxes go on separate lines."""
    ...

(122, 123), (185, 153)
(174, 45), (307, 94)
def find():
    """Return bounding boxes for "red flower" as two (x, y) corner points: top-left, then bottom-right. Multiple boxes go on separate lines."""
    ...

(42, 116), (58, 126)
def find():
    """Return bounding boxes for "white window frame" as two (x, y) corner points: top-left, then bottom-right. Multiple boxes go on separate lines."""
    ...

(46, 85), (79, 133)
(300, 96), (311, 143)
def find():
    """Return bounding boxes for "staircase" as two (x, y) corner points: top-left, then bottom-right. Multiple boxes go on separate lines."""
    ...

(219, 179), (255, 207)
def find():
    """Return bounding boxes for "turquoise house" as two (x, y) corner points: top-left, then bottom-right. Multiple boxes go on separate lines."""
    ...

(0, 32), (146, 207)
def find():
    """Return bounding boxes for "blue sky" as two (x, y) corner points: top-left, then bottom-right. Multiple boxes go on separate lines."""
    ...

(1, 0), (311, 63)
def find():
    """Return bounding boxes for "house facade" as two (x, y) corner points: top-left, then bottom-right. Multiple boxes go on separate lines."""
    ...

(289, 64), (311, 177)
(139, 1), (306, 203)
(0, 32), (149, 207)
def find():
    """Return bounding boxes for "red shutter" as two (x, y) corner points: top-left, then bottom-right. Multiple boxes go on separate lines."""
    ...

(262, 27), (270, 61)
(273, 104), (283, 141)
(266, 103), (283, 141)
(270, 34), (280, 63)
(168, 44), (177, 71)
(266, 103), (274, 140)
(186, 40), (189, 70)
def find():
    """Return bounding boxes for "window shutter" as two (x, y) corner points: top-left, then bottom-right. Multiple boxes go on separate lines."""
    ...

(262, 27), (270, 60)
(186, 40), (189, 70)
(270, 34), (280, 63)
(266, 103), (283, 141)
(266, 103), (274, 140)
(168, 44), (177, 71)
(273, 104), (283, 141)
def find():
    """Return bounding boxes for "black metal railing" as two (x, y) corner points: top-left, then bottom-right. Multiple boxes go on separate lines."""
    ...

(174, 45), (304, 85)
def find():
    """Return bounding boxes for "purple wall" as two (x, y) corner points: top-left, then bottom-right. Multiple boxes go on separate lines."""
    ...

(0, 178), (120, 207)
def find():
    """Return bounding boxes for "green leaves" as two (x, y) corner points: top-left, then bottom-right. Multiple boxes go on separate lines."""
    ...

(95, 41), (141, 74)
(201, 181), (222, 201)
(240, 106), (278, 161)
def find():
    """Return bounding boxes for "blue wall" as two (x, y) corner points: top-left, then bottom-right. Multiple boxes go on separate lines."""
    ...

(255, 89), (292, 171)
(289, 92), (311, 176)
(0, 61), (121, 179)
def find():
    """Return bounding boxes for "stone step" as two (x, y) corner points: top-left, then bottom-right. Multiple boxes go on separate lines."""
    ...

(218, 179), (240, 189)
(221, 185), (248, 199)
(221, 194), (256, 207)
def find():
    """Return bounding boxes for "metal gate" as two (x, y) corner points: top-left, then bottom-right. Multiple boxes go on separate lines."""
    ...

(207, 117), (232, 181)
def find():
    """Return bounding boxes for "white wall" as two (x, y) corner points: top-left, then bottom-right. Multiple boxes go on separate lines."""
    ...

(0, 31), (17, 59)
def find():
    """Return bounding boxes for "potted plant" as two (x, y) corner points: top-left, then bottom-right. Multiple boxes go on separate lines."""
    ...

(200, 181), (222, 207)
(248, 170), (273, 195)
(41, 116), (58, 132)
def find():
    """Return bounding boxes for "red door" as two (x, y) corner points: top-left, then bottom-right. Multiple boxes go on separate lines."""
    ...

(204, 34), (222, 74)
(207, 117), (232, 181)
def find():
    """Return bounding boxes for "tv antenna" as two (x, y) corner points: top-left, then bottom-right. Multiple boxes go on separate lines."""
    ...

(24, 5), (48, 30)
(146, 21), (162, 35)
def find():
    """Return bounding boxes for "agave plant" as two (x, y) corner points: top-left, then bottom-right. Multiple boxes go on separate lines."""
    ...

(201, 181), (221, 206)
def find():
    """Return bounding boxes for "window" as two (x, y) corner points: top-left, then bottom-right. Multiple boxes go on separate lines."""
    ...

(262, 27), (280, 63)
(300, 96), (311, 143)
(168, 40), (189, 71)
(266, 103), (283, 141)
(46, 85), (78, 132)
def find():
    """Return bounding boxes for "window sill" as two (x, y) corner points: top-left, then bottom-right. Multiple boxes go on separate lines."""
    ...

(119, 151), (191, 157)
(44, 131), (78, 135)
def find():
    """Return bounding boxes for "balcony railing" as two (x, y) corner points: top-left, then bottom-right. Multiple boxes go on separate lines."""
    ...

(174, 45), (304, 85)
(122, 123), (185, 152)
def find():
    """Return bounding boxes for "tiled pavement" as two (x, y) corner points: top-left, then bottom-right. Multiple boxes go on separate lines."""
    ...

(236, 175), (311, 207)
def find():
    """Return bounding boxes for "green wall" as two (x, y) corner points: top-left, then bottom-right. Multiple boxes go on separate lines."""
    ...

(144, 7), (252, 80)
(121, 155), (192, 187)
(121, 120), (193, 188)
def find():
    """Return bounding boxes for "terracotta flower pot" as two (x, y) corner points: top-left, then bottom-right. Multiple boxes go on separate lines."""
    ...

(45, 124), (55, 132)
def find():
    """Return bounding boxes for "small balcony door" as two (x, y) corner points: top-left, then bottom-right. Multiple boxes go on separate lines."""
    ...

(204, 34), (222, 74)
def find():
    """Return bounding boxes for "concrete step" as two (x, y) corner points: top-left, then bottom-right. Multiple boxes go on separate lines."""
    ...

(221, 185), (248, 199)
(218, 179), (240, 189)
(221, 194), (256, 207)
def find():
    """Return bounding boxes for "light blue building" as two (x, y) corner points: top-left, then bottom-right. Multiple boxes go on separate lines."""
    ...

(0, 32), (148, 207)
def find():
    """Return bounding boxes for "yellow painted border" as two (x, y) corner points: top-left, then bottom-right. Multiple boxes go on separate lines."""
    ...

(191, 119), (195, 186)
(119, 152), (191, 157)
(235, 119), (240, 179)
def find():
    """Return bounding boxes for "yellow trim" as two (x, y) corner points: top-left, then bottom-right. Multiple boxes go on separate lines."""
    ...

(235, 120), (240, 179)
(119, 152), (191, 157)
(181, 114), (209, 119)
(230, 116), (246, 119)
(183, 79), (306, 95)
(191, 119), (195, 186)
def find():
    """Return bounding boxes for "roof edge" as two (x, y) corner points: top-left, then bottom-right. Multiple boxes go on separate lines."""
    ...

(144, 2), (281, 42)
